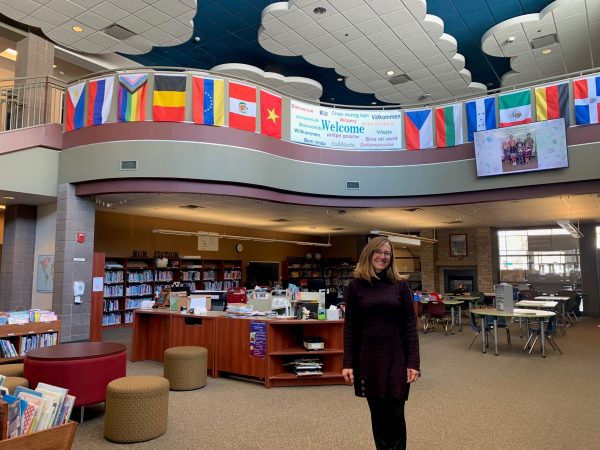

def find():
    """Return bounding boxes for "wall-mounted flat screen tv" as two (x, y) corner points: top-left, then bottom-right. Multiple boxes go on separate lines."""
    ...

(474, 118), (568, 177)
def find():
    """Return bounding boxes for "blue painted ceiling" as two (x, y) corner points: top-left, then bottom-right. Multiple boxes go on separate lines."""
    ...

(129, 0), (554, 106)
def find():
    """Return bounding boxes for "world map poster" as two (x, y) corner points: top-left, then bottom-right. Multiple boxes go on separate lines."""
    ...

(36, 255), (54, 292)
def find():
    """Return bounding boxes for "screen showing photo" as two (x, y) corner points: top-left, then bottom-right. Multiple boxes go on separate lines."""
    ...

(474, 118), (568, 177)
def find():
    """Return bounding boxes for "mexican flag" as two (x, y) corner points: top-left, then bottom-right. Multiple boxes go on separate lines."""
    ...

(498, 90), (532, 127)
(435, 103), (463, 147)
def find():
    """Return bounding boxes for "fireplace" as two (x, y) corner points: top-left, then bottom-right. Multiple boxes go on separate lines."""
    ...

(444, 269), (477, 293)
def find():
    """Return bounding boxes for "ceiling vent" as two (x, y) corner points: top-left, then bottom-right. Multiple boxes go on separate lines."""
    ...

(120, 160), (137, 170)
(179, 204), (204, 209)
(388, 74), (412, 85)
(103, 24), (135, 40)
(346, 181), (360, 190)
(531, 34), (558, 49)
(270, 218), (290, 222)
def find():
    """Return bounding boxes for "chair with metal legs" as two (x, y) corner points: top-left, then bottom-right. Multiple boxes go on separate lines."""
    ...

(525, 315), (562, 355)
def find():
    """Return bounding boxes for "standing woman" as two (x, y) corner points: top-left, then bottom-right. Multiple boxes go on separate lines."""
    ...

(342, 236), (420, 450)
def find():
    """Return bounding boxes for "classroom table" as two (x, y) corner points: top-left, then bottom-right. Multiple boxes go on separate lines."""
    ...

(422, 298), (466, 333)
(534, 296), (570, 325)
(470, 308), (556, 357)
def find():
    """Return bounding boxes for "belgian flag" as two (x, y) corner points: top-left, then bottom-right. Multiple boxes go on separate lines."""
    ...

(153, 74), (186, 122)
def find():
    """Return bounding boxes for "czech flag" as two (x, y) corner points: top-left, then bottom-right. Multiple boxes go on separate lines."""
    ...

(65, 81), (86, 131)
(87, 76), (114, 126)
(573, 75), (600, 125)
(153, 74), (186, 122)
(229, 81), (256, 132)
(260, 90), (282, 139)
(118, 73), (148, 122)
(192, 77), (224, 126)
(404, 108), (433, 150)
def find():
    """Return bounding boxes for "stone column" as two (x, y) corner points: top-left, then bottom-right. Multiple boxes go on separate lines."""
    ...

(53, 184), (96, 341)
(420, 229), (437, 291)
(579, 223), (599, 317)
(475, 227), (495, 292)
(0, 205), (37, 310)
(14, 32), (55, 128)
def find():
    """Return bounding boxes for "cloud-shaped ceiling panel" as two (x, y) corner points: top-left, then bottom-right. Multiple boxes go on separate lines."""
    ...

(481, 0), (600, 87)
(0, 0), (196, 55)
(258, 0), (486, 104)
(211, 64), (323, 102)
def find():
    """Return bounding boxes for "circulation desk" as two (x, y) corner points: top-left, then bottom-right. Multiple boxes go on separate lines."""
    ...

(131, 309), (346, 388)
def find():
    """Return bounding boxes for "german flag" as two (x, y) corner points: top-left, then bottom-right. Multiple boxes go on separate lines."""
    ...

(535, 83), (569, 127)
(153, 74), (186, 122)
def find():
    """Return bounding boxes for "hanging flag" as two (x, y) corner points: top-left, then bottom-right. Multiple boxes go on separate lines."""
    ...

(229, 81), (257, 132)
(153, 73), (187, 122)
(435, 103), (463, 147)
(535, 83), (569, 127)
(192, 76), (224, 126)
(573, 75), (600, 125)
(465, 96), (496, 141)
(260, 90), (282, 139)
(87, 76), (114, 126)
(404, 108), (433, 150)
(498, 90), (532, 127)
(118, 73), (148, 122)
(65, 81), (86, 131)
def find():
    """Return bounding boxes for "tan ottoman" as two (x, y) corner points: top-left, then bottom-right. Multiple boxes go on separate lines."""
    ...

(104, 376), (169, 443)
(4, 376), (28, 394)
(0, 363), (24, 377)
(163, 346), (208, 391)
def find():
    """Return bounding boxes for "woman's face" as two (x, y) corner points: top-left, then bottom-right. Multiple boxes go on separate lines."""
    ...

(370, 242), (392, 273)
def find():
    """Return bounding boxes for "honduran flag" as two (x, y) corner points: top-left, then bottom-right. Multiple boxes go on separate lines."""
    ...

(87, 76), (114, 126)
(535, 83), (570, 127)
(465, 96), (496, 141)
(118, 73), (148, 122)
(153, 74), (187, 122)
(404, 108), (433, 150)
(192, 76), (224, 126)
(435, 103), (463, 148)
(65, 81), (86, 131)
(260, 90), (282, 139)
(573, 75), (600, 125)
(229, 81), (257, 132)
(499, 89), (532, 127)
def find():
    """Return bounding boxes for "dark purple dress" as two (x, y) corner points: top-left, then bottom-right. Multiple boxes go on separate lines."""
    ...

(343, 276), (420, 400)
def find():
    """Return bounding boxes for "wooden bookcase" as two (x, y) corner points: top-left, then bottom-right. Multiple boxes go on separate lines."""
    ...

(267, 319), (345, 388)
(0, 321), (61, 363)
(179, 258), (242, 291)
(283, 257), (355, 296)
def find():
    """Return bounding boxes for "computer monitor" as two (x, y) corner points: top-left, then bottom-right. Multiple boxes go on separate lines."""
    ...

(307, 278), (326, 292)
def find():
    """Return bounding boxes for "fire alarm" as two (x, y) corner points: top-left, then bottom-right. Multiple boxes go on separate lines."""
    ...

(76, 232), (85, 243)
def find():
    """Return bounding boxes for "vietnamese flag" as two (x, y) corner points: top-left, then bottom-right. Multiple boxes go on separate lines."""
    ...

(260, 90), (282, 139)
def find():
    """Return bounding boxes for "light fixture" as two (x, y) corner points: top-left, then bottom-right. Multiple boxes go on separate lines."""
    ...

(0, 205), (5, 210)
(541, 48), (552, 55)
(72, 25), (84, 33)
(2, 196), (15, 200)
(0, 48), (17, 61)
(386, 70), (395, 76)
(152, 229), (332, 247)
(556, 220), (583, 238)
(371, 230), (438, 245)
(337, 77), (344, 81)
(313, 6), (327, 14)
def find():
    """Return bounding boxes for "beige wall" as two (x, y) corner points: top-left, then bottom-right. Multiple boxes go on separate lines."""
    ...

(94, 211), (362, 283)
(31, 204), (56, 310)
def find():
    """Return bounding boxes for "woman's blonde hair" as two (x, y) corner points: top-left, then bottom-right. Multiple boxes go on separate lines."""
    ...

(353, 236), (402, 282)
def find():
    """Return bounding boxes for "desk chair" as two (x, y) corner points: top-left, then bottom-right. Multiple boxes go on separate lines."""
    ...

(423, 301), (451, 334)
(557, 290), (580, 325)
(525, 315), (562, 355)
(467, 311), (492, 351)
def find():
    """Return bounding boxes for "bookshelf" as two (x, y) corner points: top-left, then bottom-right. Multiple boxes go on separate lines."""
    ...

(179, 258), (242, 292)
(283, 257), (355, 297)
(267, 319), (345, 388)
(0, 321), (61, 363)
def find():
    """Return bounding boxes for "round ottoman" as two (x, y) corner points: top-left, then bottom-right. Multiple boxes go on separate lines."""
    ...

(0, 363), (24, 377)
(163, 346), (208, 391)
(104, 376), (169, 443)
(4, 376), (28, 394)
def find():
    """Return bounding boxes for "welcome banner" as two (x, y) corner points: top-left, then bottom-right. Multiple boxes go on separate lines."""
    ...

(289, 100), (403, 150)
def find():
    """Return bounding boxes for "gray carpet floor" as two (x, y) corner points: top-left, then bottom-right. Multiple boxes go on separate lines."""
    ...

(72, 318), (600, 449)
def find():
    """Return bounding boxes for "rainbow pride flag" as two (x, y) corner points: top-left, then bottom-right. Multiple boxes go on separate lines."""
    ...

(118, 74), (148, 122)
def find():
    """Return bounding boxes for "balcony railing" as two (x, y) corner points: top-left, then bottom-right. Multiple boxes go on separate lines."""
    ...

(0, 76), (66, 132)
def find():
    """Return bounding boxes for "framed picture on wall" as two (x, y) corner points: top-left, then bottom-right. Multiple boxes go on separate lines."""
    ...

(450, 234), (468, 257)
(36, 255), (55, 292)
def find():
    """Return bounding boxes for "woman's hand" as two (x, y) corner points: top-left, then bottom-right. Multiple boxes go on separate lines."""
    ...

(407, 368), (420, 383)
(342, 368), (354, 384)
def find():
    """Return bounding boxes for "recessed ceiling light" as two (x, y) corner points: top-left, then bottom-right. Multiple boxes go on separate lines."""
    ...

(371, 101), (377, 105)
(72, 25), (84, 33)
(53, 64), (57, 69)
(0, 48), (17, 61)
(386, 70), (395, 76)
(330, 97), (335, 101)
(337, 77), (344, 81)
(2, 196), (15, 200)
(0, 205), (5, 210)
(313, 6), (327, 14)
(541, 48), (552, 55)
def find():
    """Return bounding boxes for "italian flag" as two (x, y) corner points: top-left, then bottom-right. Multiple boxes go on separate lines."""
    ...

(435, 103), (463, 147)
(499, 90), (532, 127)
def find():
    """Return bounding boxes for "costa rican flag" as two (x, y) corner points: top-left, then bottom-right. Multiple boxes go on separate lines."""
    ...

(573, 75), (600, 125)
